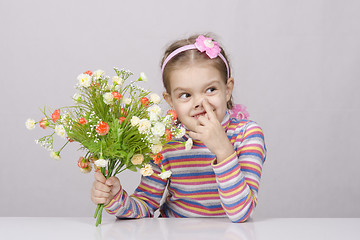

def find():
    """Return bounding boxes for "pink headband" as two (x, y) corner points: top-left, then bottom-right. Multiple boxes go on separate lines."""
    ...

(161, 35), (230, 80)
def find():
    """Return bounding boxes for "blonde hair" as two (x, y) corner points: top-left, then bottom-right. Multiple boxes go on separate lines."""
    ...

(160, 34), (233, 109)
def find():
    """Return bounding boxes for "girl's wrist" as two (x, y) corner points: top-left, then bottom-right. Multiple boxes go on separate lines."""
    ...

(214, 142), (235, 164)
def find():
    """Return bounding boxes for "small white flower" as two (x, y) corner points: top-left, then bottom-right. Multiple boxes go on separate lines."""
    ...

(147, 105), (161, 116)
(140, 164), (154, 176)
(77, 73), (91, 87)
(103, 92), (114, 105)
(114, 84), (121, 91)
(93, 69), (105, 79)
(123, 98), (132, 105)
(159, 170), (172, 179)
(185, 138), (193, 151)
(149, 93), (161, 104)
(151, 144), (163, 154)
(131, 154), (144, 165)
(55, 125), (67, 139)
(112, 76), (123, 85)
(131, 116), (140, 126)
(94, 159), (109, 168)
(138, 119), (151, 134)
(73, 93), (82, 102)
(50, 151), (61, 160)
(25, 119), (36, 130)
(139, 72), (147, 82)
(151, 122), (165, 137)
(175, 127), (186, 138)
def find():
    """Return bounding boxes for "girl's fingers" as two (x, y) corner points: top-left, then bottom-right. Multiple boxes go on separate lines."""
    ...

(202, 99), (216, 120)
(94, 171), (106, 183)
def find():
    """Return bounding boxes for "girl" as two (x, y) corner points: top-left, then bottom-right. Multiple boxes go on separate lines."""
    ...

(91, 34), (266, 223)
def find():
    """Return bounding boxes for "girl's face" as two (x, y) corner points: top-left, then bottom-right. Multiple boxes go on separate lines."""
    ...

(163, 64), (234, 132)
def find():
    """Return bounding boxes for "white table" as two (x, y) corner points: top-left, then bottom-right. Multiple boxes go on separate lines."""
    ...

(0, 217), (359, 240)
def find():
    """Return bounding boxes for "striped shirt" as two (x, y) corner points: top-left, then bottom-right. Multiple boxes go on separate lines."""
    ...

(105, 112), (266, 222)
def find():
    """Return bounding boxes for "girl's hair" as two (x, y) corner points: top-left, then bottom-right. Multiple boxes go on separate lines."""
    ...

(160, 34), (233, 109)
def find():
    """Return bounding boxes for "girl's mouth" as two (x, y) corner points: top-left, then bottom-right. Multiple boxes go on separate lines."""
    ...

(193, 112), (207, 119)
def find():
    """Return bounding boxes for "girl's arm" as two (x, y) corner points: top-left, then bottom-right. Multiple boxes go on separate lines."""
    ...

(212, 121), (266, 223)
(104, 163), (168, 218)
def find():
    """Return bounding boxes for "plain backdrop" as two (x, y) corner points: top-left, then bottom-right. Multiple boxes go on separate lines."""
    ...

(1, 0), (359, 218)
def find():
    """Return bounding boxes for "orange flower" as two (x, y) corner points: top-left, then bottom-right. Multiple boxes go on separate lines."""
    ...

(83, 70), (93, 76)
(167, 109), (177, 121)
(119, 117), (126, 124)
(165, 129), (172, 142)
(95, 121), (110, 136)
(79, 117), (88, 125)
(39, 117), (49, 129)
(111, 92), (122, 100)
(52, 109), (60, 123)
(152, 153), (163, 165)
(140, 97), (149, 107)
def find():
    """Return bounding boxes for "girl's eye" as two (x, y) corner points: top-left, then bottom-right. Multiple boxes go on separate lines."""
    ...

(179, 93), (190, 99)
(206, 87), (216, 93)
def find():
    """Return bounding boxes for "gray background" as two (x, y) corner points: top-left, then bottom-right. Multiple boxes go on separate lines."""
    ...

(1, 0), (359, 218)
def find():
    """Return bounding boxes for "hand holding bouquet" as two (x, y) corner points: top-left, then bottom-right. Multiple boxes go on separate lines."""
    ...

(26, 68), (184, 226)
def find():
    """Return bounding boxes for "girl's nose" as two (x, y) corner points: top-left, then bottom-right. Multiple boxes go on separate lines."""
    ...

(194, 97), (205, 109)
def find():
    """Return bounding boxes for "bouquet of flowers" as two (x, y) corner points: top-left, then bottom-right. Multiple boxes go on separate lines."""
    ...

(26, 68), (184, 226)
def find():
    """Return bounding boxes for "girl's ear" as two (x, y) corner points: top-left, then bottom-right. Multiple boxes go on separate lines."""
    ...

(163, 91), (174, 108)
(226, 77), (235, 101)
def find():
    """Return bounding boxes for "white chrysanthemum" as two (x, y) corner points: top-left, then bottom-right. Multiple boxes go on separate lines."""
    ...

(73, 93), (82, 102)
(94, 159), (109, 168)
(77, 73), (91, 87)
(103, 92), (114, 105)
(112, 76), (123, 85)
(25, 119), (36, 130)
(50, 151), (61, 160)
(149, 135), (161, 145)
(55, 125), (67, 139)
(151, 144), (162, 154)
(151, 122), (165, 137)
(139, 72), (147, 82)
(93, 69), (105, 79)
(149, 93), (161, 104)
(185, 138), (193, 151)
(147, 105), (161, 116)
(149, 112), (159, 122)
(162, 115), (172, 125)
(123, 98), (132, 105)
(140, 164), (154, 176)
(131, 154), (144, 165)
(175, 127), (186, 138)
(138, 119), (151, 134)
(159, 170), (172, 179)
(131, 116), (140, 126)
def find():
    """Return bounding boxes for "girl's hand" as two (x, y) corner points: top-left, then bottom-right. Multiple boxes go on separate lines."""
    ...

(188, 99), (235, 163)
(91, 171), (121, 205)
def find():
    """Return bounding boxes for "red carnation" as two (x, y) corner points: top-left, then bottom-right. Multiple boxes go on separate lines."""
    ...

(112, 92), (122, 100)
(119, 117), (126, 124)
(83, 70), (93, 76)
(95, 121), (110, 136)
(167, 109), (177, 121)
(152, 153), (163, 165)
(77, 157), (90, 168)
(165, 129), (173, 142)
(140, 97), (149, 107)
(52, 109), (60, 123)
(79, 117), (88, 125)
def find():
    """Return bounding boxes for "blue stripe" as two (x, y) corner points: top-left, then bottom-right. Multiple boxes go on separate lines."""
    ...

(218, 177), (244, 191)
(179, 199), (222, 209)
(222, 194), (248, 208)
(172, 171), (215, 178)
(242, 168), (261, 178)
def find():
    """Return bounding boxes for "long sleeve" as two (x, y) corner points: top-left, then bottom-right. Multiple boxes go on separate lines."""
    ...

(212, 121), (266, 222)
(104, 163), (168, 218)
